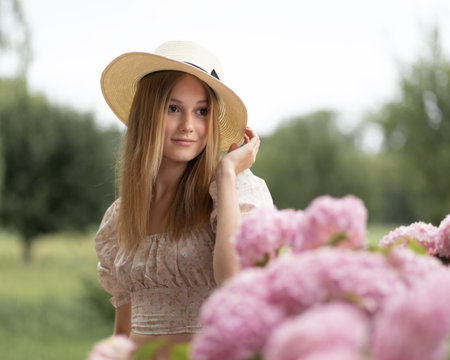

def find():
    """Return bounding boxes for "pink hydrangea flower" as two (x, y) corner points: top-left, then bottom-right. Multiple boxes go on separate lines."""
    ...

(436, 214), (450, 257)
(372, 270), (450, 360)
(265, 249), (405, 315)
(295, 195), (367, 252)
(194, 244), (449, 360)
(386, 247), (444, 287)
(88, 335), (136, 360)
(234, 206), (303, 268)
(191, 269), (285, 360)
(233, 195), (368, 267)
(264, 302), (369, 360)
(379, 221), (438, 254)
(200, 269), (272, 326)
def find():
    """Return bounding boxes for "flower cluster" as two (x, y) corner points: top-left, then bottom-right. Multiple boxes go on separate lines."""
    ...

(233, 207), (302, 268)
(234, 195), (367, 268)
(265, 249), (408, 315)
(265, 302), (369, 360)
(88, 335), (136, 360)
(192, 248), (448, 359)
(372, 270), (450, 360)
(296, 195), (367, 251)
(195, 269), (284, 360)
(191, 195), (450, 360)
(379, 214), (450, 258)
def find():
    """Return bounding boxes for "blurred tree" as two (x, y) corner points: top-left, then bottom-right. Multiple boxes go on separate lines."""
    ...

(252, 110), (377, 216)
(0, 0), (29, 196)
(367, 30), (450, 224)
(0, 77), (121, 262)
(0, 0), (32, 76)
(0, 133), (3, 195)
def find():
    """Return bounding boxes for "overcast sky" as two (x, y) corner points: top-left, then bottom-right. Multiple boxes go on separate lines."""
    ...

(7, 0), (450, 136)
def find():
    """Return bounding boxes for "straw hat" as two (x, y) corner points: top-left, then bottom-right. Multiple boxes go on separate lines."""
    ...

(101, 40), (247, 151)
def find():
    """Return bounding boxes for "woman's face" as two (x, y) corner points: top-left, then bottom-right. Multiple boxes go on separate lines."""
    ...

(162, 74), (209, 165)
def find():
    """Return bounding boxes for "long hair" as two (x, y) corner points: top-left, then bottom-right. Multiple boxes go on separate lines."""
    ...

(117, 70), (222, 250)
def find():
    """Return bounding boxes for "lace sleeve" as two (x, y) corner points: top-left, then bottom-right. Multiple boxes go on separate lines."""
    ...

(209, 169), (273, 231)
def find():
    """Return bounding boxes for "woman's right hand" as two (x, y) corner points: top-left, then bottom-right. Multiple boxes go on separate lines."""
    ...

(216, 126), (260, 178)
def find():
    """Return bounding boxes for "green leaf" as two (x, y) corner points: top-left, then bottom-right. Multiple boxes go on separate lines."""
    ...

(375, 237), (427, 257)
(255, 253), (270, 267)
(327, 232), (348, 247)
(134, 340), (166, 360)
(371, 245), (391, 256)
(278, 245), (291, 256)
(407, 239), (427, 255)
(343, 292), (364, 307)
(366, 240), (380, 252)
(247, 354), (263, 360)
(170, 342), (190, 360)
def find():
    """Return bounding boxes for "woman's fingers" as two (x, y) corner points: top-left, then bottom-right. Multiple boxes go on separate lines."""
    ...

(245, 126), (258, 140)
(245, 126), (259, 147)
(228, 142), (239, 153)
(240, 127), (260, 168)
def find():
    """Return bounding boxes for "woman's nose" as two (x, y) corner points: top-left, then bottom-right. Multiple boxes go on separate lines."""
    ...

(179, 113), (194, 133)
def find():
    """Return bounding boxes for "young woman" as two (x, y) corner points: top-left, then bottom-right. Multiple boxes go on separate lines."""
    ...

(95, 40), (273, 357)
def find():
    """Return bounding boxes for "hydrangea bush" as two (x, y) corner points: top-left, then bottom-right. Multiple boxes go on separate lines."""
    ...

(380, 214), (450, 258)
(192, 195), (450, 360)
(87, 195), (450, 360)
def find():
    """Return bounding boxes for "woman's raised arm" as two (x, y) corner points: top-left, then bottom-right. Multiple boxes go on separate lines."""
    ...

(213, 127), (260, 285)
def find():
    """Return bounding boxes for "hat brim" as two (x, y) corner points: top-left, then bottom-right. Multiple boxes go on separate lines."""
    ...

(101, 52), (247, 151)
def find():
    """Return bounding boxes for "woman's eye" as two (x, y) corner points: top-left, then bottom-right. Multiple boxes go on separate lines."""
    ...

(198, 108), (209, 116)
(168, 105), (178, 113)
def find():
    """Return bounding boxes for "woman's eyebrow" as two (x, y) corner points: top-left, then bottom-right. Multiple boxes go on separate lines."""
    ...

(170, 98), (208, 104)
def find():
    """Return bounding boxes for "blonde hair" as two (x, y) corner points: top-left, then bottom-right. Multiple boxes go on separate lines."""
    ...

(118, 71), (221, 250)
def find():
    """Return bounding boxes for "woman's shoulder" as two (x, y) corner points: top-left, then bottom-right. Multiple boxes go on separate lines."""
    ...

(102, 198), (121, 221)
(235, 169), (273, 210)
(94, 199), (121, 254)
(235, 168), (268, 190)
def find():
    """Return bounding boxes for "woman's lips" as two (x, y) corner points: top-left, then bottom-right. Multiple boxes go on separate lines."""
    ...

(172, 138), (197, 146)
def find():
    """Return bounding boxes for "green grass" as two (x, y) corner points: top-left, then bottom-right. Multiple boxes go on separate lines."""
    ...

(0, 232), (114, 360)
(0, 224), (397, 360)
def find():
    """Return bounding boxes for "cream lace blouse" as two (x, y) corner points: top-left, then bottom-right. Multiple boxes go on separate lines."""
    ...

(95, 169), (273, 335)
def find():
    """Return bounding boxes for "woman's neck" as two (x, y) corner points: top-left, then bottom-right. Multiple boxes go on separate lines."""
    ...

(154, 160), (187, 199)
